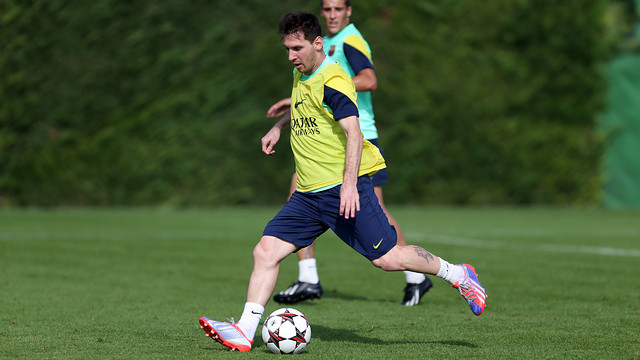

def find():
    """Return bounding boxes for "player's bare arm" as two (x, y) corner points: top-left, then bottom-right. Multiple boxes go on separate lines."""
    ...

(262, 113), (291, 155)
(337, 115), (362, 219)
(267, 98), (292, 118)
(351, 68), (377, 92)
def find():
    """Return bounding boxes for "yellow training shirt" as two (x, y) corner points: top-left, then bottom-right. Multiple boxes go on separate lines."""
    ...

(289, 58), (386, 192)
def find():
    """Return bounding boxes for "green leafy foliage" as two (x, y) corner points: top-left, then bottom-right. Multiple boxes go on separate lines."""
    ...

(1, 0), (608, 206)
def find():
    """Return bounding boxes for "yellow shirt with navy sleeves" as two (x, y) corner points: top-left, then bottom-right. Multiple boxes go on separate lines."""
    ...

(289, 57), (386, 192)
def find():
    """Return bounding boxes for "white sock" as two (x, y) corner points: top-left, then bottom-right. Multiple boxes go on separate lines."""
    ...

(237, 302), (264, 340)
(436, 258), (464, 285)
(298, 258), (319, 284)
(404, 270), (426, 284)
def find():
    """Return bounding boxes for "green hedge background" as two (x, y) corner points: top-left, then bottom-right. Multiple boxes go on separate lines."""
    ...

(1, 0), (632, 206)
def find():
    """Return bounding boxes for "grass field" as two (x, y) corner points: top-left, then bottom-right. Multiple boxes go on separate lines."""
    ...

(1, 207), (639, 359)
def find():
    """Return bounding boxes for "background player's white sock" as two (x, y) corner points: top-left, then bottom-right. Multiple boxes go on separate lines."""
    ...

(404, 270), (426, 284)
(436, 258), (464, 285)
(237, 302), (264, 340)
(298, 258), (319, 284)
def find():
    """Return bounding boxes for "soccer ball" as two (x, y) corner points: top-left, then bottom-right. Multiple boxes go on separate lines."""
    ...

(261, 308), (311, 354)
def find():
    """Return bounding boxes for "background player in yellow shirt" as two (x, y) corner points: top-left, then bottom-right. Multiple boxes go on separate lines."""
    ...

(199, 11), (486, 353)
(267, 0), (433, 306)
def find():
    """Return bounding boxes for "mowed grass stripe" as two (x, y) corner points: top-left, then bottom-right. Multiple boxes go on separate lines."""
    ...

(407, 233), (640, 258)
(3, 229), (638, 258)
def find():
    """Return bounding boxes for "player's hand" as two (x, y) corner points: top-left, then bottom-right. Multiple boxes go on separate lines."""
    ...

(339, 183), (360, 219)
(261, 127), (281, 155)
(267, 98), (292, 118)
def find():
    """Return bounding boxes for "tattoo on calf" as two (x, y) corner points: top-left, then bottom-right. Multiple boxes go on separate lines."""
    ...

(412, 246), (435, 263)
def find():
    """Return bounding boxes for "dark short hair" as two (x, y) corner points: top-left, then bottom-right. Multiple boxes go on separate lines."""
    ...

(320, 0), (351, 7)
(278, 11), (322, 42)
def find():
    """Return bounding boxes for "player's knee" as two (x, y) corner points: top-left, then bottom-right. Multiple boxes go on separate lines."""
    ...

(253, 236), (277, 265)
(371, 252), (403, 271)
(253, 235), (294, 267)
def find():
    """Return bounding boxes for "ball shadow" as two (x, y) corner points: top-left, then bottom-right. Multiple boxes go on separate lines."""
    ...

(311, 324), (478, 348)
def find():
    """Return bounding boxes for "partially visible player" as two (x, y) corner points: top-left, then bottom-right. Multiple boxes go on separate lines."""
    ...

(267, 0), (432, 306)
(198, 12), (487, 352)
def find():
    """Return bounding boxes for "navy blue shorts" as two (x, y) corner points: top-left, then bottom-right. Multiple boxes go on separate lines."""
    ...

(368, 139), (388, 187)
(263, 176), (397, 261)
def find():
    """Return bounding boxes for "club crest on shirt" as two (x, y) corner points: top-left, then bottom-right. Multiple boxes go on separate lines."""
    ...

(328, 45), (335, 56)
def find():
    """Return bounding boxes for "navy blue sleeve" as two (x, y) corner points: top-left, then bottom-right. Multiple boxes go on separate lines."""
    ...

(324, 85), (359, 121)
(343, 43), (374, 74)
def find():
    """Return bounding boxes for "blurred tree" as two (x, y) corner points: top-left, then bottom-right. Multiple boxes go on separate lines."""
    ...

(0, 0), (608, 206)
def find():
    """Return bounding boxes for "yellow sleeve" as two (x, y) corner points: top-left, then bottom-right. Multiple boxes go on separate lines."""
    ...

(325, 74), (358, 106)
(344, 34), (372, 61)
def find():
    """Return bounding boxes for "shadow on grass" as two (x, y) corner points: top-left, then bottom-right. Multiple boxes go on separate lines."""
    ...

(198, 324), (476, 352)
(321, 289), (417, 304)
(312, 324), (477, 348)
(322, 290), (376, 302)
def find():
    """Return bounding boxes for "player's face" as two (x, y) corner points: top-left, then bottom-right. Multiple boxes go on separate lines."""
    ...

(282, 32), (323, 75)
(321, 0), (352, 37)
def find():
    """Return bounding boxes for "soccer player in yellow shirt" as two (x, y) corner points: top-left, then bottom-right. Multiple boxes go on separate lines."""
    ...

(268, 0), (433, 306)
(199, 11), (486, 353)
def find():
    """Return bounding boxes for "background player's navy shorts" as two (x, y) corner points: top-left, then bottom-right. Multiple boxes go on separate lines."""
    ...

(368, 139), (388, 186)
(263, 176), (397, 261)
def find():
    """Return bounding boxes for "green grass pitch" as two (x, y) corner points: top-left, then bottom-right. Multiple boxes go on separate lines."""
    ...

(1, 207), (639, 359)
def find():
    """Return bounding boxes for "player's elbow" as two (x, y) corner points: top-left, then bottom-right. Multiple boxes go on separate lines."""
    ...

(363, 76), (377, 91)
(366, 68), (377, 90)
(355, 68), (377, 91)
